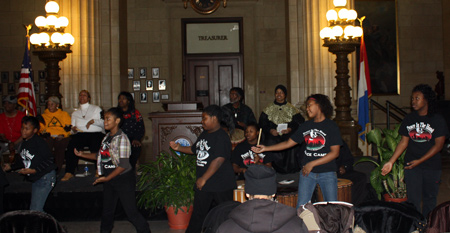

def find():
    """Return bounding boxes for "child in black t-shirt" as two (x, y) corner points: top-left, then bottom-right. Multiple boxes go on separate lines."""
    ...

(382, 84), (449, 217)
(74, 107), (150, 233)
(253, 94), (342, 208)
(3, 116), (56, 212)
(232, 123), (274, 176)
(170, 105), (236, 233)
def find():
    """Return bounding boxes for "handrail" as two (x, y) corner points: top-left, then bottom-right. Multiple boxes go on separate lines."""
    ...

(369, 99), (404, 128)
(386, 100), (407, 116)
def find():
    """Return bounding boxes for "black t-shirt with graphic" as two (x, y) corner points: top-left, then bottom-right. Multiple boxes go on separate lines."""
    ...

(99, 135), (116, 176)
(231, 140), (275, 168)
(399, 111), (449, 170)
(291, 118), (343, 173)
(191, 128), (236, 192)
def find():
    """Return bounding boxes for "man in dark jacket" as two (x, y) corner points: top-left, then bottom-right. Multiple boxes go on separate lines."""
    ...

(217, 165), (308, 233)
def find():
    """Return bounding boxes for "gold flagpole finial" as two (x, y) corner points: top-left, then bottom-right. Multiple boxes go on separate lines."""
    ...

(24, 24), (32, 36)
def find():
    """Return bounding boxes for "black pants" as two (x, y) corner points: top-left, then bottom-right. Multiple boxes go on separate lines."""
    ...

(65, 132), (105, 174)
(130, 145), (141, 170)
(186, 189), (233, 233)
(100, 171), (150, 233)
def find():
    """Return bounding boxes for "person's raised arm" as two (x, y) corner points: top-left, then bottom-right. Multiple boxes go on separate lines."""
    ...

(405, 135), (446, 169)
(251, 138), (298, 154)
(169, 141), (193, 154)
(196, 157), (224, 190)
(74, 148), (97, 160)
(381, 136), (409, 176)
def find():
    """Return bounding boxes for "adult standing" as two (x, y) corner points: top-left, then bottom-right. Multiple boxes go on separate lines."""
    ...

(223, 87), (257, 131)
(382, 84), (448, 217)
(40, 96), (72, 172)
(61, 90), (105, 181)
(259, 85), (305, 174)
(0, 95), (25, 155)
(117, 91), (145, 170)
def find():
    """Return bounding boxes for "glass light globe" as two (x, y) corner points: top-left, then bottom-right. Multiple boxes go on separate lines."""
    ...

(30, 33), (40, 45)
(334, 0), (347, 7)
(320, 27), (333, 39)
(51, 32), (63, 44)
(46, 15), (58, 27)
(56, 17), (69, 28)
(338, 8), (349, 20)
(45, 1), (59, 14)
(326, 10), (338, 21)
(62, 33), (75, 45)
(353, 26), (363, 38)
(35, 16), (47, 27)
(347, 10), (357, 20)
(40, 32), (50, 45)
(332, 26), (343, 37)
(344, 25), (354, 37)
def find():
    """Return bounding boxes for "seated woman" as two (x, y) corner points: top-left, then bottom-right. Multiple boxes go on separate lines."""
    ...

(61, 90), (104, 181)
(0, 95), (26, 156)
(40, 96), (71, 172)
(231, 123), (274, 178)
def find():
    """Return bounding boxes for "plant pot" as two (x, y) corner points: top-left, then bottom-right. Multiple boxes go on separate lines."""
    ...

(165, 205), (193, 230)
(383, 193), (407, 203)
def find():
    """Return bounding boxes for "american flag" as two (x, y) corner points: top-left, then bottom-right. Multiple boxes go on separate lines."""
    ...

(17, 34), (37, 116)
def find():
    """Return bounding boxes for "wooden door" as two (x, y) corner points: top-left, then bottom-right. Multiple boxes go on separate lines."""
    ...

(185, 56), (242, 108)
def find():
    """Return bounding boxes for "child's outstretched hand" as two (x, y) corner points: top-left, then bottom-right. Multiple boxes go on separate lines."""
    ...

(251, 145), (265, 153)
(169, 141), (180, 151)
(74, 148), (83, 157)
(93, 177), (107, 185)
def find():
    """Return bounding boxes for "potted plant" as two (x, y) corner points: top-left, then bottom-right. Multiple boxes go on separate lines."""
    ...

(137, 150), (196, 229)
(355, 124), (407, 202)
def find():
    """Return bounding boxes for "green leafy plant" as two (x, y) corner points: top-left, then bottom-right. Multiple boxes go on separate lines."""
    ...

(137, 150), (196, 214)
(355, 124), (407, 200)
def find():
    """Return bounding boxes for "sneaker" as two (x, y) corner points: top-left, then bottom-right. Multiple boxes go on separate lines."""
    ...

(61, 173), (74, 181)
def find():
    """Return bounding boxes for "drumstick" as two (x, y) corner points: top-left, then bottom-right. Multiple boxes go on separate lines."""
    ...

(257, 128), (262, 146)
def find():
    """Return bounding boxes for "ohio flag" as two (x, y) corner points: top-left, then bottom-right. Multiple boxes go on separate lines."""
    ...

(17, 34), (37, 116)
(357, 31), (371, 142)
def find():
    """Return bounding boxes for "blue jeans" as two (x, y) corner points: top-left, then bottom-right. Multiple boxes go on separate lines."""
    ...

(405, 168), (441, 217)
(30, 170), (56, 212)
(297, 171), (337, 208)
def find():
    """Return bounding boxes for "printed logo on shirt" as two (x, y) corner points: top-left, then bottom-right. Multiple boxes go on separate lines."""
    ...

(100, 141), (112, 163)
(196, 139), (210, 167)
(303, 129), (326, 151)
(48, 117), (63, 128)
(20, 149), (34, 168)
(241, 150), (266, 165)
(406, 122), (434, 142)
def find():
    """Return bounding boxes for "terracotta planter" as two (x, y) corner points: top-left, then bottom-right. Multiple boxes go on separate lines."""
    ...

(383, 193), (407, 203)
(165, 205), (193, 230)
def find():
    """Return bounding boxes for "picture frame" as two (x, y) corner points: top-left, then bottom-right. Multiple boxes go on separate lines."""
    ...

(39, 94), (46, 106)
(140, 92), (148, 103)
(158, 80), (166, 90)
(131, 92), (135, 100)
(133, 80), (141, 91)
(161, 94), (169, 100)
(13, 71), (20, 82)
(128, 68), (134, 79)
(355, 0), (399, 95)
(152, 67), (159, 79)
(153, 91), (160, 103)
(36, 107), (41, 115)
(146, 80), (153, 91)
(1, 72), (9, 83)
(34, 83), (40, 93)
(38, 70), (46, 81)
(7, 83), (15, 93)
(139, 67), (147, 79)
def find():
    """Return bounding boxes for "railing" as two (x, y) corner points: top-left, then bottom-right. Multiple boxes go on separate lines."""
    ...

(369, 99), (408, 129)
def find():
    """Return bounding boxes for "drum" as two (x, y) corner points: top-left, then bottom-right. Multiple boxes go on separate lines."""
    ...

(230, 128), (245, 150)
(276, 187), (298, 208)
(316, 178), (352, 203)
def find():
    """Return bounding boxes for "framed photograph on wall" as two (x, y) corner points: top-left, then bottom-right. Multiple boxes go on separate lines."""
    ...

(14, 71), (20, 82)
(140, 92), (148, 103)
(158, 80), (166, 90)
(37, 107), (41, 115)
(131, 92), (135, 100)
(153, 92), (160, 103)
(39, 94), (46, 106)
(139, 67), (147, 79)
(7, 83), (14, 93)
(152, 67), (159, 79)
(146, 80), (153, 91)
(34, 83), (40, 93)
(133, 80), (141, 91)
(128, 68), (134, 79)
(355, 0), (399, 95)
(38, 70), (46, 81)
(1, 72), (9, 83)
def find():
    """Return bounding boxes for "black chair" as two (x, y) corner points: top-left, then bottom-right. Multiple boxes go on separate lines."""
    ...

(0, 210), (66, 233)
